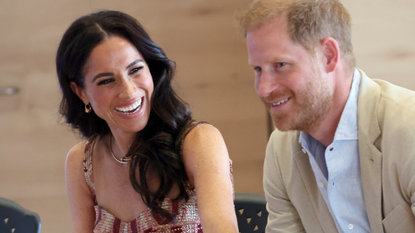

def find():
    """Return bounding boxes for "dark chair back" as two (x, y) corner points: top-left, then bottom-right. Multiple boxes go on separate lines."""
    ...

(234, 193), (268, 233)
(0, 197), (41, 233)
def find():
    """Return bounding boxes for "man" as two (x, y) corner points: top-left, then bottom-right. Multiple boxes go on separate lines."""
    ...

(238, 0), (415, 232)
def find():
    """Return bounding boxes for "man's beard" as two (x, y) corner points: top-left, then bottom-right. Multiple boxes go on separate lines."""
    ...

(271, 63), (334, 132)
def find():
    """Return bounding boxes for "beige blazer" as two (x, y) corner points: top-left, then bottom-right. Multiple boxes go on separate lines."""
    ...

(264, 70), (415, 233)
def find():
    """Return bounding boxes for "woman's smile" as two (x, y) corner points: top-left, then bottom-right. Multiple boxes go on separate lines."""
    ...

(115, 97), (143, 114)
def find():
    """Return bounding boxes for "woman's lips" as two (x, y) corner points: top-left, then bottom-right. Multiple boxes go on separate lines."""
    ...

(115, 97), (143, 114)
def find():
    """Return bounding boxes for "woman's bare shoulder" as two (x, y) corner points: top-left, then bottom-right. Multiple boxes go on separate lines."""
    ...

(183, 122), (222, 143)
(65, 140), (90, 170)
(181, 123), (230, 176)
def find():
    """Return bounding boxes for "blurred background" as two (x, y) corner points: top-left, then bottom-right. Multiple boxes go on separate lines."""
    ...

(0, 0), (414, 232)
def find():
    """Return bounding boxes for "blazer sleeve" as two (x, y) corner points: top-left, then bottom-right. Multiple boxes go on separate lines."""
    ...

(263, 134), (305, 233)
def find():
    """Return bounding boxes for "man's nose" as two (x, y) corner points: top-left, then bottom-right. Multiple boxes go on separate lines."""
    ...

(256, 72), (277, 98)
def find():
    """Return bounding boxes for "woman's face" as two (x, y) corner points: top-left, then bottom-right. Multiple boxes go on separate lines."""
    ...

(71, 36), (154, 137)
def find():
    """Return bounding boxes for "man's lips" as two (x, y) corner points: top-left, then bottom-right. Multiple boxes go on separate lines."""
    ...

(271, 97), (291, 107)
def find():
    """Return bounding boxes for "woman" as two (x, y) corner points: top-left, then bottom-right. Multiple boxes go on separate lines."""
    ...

(57, 10), (238, 233)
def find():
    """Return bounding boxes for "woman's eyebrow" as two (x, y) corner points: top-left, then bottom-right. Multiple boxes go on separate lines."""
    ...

(126, 59), (144, 69)
(92, 72), (113, 83)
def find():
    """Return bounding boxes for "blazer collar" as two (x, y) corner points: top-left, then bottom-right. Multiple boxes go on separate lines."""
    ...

(356, 69), (383, 232)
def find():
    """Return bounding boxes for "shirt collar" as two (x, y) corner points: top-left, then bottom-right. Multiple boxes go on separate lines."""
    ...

(333, 69), (360, 140)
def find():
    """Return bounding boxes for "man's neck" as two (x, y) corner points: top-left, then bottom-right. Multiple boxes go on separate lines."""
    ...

(308, 71), (354, 148)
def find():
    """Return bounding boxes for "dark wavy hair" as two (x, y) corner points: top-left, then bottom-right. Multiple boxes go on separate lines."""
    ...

(56, 10), (193, 220)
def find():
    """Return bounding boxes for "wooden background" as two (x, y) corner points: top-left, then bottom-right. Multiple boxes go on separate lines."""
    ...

(0, 0), (414, 232)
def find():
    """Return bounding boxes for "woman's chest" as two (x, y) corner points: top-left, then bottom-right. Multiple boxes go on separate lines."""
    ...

(92, 159), (180, 222)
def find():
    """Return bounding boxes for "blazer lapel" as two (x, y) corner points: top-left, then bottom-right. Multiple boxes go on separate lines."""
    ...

(293, 136), (338, 233)
(357, 70), (384, 233)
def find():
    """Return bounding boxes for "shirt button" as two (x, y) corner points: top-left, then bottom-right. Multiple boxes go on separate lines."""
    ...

(318, 182), (324, 188)
(329, 147), (334, 151)
(348, 224), (353, 230)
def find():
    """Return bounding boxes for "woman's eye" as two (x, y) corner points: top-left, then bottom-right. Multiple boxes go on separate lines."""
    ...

(97, 79), (113, 85)
(129, 66), (143, 75)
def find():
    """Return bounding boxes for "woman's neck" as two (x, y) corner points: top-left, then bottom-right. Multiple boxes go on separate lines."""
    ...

(110, 130), (137, 155)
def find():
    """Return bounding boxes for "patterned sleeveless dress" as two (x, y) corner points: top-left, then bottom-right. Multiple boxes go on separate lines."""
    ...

(82, 124), (233, 233)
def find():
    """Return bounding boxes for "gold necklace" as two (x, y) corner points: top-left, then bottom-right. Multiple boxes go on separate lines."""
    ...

(109, 134), (131, 164)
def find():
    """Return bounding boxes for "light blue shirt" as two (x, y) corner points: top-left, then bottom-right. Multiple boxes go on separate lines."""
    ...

(299, 70), (371, 233)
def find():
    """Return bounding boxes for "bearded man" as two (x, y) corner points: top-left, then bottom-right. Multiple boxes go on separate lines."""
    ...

(239, 0), (415, 232)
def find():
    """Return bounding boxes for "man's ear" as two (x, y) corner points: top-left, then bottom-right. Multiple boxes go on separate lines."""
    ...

(70, 82), (89, 104)
(320, 37), (339, 73)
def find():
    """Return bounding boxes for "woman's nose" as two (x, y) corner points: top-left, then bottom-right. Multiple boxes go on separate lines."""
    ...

(118, 78), (138, 99)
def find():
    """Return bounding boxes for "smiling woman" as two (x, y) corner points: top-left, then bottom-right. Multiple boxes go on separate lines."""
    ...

(70, 36), (154, 139)
(56, 10), (238, 233)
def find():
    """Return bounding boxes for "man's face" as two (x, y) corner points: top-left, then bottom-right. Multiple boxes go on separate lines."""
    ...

(246, 16), (334, 132)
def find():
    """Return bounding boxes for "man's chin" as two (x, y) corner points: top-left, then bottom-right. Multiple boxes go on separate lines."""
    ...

(273, 115), (310, 132)
(272, 117), (295, 132)
(275, 125), (295, 132)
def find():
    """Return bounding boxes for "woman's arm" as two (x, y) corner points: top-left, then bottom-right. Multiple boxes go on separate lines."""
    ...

(182, 124), (239, 232)
(65, 142), (96, 233)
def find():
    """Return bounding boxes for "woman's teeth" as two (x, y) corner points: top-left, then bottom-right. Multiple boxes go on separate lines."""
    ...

(115, 98), (142, 114)
(272, 97), (290, 107)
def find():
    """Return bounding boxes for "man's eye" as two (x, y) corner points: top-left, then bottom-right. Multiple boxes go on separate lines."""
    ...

(276, 62), (286, 68)
(98, 79), (113, 85)
(254, 67), (262, 72)
(129, 67), (143, 75)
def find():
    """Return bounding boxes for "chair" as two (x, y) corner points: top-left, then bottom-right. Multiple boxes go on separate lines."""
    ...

(234, 193), (268, 233)
(0, 197), (41, 233)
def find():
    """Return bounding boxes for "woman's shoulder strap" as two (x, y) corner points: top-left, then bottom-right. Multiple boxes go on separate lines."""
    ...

(177, 121), (210, 155)
(182, 121), (210, 139)
(83, 137), (96, 196)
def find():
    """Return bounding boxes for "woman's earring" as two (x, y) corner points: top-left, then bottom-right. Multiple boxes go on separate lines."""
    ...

(85, 103), (92, 113)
